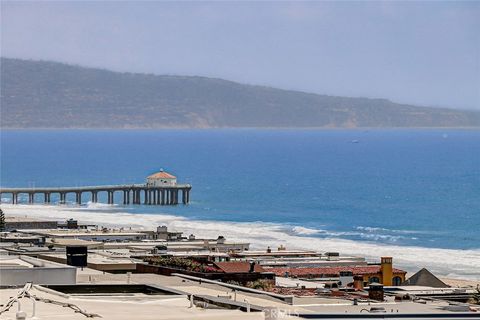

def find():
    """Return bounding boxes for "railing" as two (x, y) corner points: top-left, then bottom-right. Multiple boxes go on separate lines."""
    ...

(0, 183), (192, 193)
(0, 183), (191, 205)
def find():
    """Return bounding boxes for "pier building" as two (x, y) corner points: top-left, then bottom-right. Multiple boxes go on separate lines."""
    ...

(146, 169), (177, 187)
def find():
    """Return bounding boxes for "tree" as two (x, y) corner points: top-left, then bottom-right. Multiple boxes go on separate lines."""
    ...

(471, 285), (480, 305)
(0, 208), (5, 232)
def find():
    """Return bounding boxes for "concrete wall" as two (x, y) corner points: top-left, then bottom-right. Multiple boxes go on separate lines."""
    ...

(53, 234), (146, 241)
(5, 221), (57, 231)
(0, 256), (76, 286)
(136, 263), (275, 286)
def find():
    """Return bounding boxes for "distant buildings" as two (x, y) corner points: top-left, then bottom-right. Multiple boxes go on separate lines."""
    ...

(1, 213), (479, 320)
(18, 228), (148, 242)
(143, 225), (184, 241)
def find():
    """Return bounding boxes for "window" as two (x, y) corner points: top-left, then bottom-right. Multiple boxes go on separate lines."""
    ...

(369, 276), (380, 283)
(392, 276), (402, 286)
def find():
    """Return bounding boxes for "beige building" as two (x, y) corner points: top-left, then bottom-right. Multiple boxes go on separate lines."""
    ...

(146, 170), (177, 187)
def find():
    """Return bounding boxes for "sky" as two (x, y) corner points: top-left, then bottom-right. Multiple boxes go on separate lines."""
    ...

(1, 1), (479, 110)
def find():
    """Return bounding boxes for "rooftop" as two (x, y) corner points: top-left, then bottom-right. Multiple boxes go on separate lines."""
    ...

(267, 265), (407, 277)
(19, 228), (146, 237)
(47, 238), (103, 247)
(0, 285), (261, 320)
(147, 171), (176, 179)
(38, 252), (138, 271)
(233, 250), (321, 257)
(0, 256), (77, 285)
(214, 262), (267, 273)
(0, 255), (74, 270)
(5, 216), (57, 223)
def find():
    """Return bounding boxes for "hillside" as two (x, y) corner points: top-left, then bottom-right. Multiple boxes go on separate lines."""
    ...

(1, 58), (479, 128)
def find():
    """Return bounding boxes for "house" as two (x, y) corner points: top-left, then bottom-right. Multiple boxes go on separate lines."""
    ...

(402, 268), (449, 288)
(146, 170), (177, 187)
(141, 226), (184, 241)
(266, 257), (406, 286)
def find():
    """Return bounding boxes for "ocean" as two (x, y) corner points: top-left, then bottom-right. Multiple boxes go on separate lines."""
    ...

(1, 129), (479, 279)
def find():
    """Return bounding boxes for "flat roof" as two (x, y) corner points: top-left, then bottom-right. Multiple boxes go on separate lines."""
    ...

(69, 272), (480, 317)
(5, 216), (57, 223)
(0, 286), (258, 320)
(94, 248), (229, 256)
(0, 233), (44, 239)
(47, 238), (103, 247)
(0, 256), (34, 268)
(299, 300), (476, 315)
(19, 229), (146, 236)
(41, 252), (137, 266)
(276, 277), (325, 289)
(0, 255), (76, 270)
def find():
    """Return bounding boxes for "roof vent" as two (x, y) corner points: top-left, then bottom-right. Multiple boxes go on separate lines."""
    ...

(369, 307), (386, 313)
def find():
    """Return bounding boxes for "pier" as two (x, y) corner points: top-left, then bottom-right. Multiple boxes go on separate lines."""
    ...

(0, 184), (191, 206)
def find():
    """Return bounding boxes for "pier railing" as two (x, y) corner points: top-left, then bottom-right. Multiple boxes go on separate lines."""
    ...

(0, 183), (191, 206)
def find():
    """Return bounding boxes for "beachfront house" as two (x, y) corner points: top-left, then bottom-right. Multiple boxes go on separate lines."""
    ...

(146, 170), (177, 187)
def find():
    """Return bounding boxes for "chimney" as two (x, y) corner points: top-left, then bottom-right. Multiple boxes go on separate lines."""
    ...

(368, 283), (384, 301)
(266, 246), (272, 253)
(66, 246), (87, 267)
(380, 257), (393, 286)
(249, 261), (256, 273)
(353, 275), (364, 290)
(157, 225), (168, 233)
(66, 219), (78, 229)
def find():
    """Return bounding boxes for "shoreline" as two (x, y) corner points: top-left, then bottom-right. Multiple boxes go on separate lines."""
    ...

(1, 203), (479, 284)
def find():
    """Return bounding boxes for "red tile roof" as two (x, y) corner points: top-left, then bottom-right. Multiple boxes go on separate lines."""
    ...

(147, 171), (176, 179)
(214, 262), (266, 273)
(266, 265), (406, 277)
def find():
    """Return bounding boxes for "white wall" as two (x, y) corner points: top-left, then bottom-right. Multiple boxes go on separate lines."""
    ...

(0, 256), (76, 285)
(147, 178), (177, 186)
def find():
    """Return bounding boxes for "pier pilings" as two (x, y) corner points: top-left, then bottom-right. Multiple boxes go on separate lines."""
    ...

(0, 184), (191, 207)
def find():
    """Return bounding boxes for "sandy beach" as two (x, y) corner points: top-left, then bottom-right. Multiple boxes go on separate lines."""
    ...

(440, 278), (480, 289)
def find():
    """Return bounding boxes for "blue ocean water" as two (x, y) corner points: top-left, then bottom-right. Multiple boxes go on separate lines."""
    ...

(1, 129), (479, 250)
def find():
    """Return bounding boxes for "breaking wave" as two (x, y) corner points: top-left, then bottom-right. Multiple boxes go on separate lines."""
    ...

(291, 226), (322, 235)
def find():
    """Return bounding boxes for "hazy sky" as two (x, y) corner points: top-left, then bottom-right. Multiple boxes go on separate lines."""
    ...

(1, 1), (479, 110)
